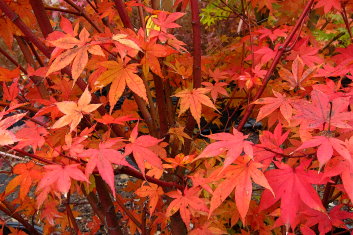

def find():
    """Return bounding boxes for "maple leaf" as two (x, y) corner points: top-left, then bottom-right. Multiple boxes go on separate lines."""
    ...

(166, 187), (208, 227)
(95, 114), (137, 125)
(296, 134), (352, 168)
(0, 67), (20, 82)
(208, 68), (229, 82)
(37, 164), (88, 196)
(323, 155), (353, 202)
(208, 156), (273, 223)
(135, 183), (164, 215)
(0, 112), (26, 146)
(46, 26), (105, 84)
(253, 46), (277, 67)
(124, 124), (163, 176)
(287, 39), (324, 67)
(15, 121), (48, 152)
(194, 128), (253, 169)
(140, 37), (175, 77)
(5, 162), (42, 200)
(201, 81), (229, 102)
(174, 88), (217, 128)
(255, 123), (290, 165)
(279, 56), (318, 90)
(152, 11), (185, 32)
(112, 34), (141, 51)
(52, 88), (101, 132)
(250, 0), (276, 11)
(314, 0), (341, 13)
(257, 27), (287, 42)
(40, 201), (62, 225)
(292, 89), (352, 129)
(96, 59), (147, 112)
(253, 90), (293, 123)
(301, 205), (353, 235)
(168, 126), (191, 145)
(79, 139), (131, 197)
(259, 160), (325, 229)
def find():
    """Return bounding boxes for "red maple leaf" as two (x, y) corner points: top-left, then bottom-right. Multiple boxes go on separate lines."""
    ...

(259, 160), (325, 229)
(296, 135), (352, 168)
(124, 124), (163, 176)
(255, 123), (290, 165)
(79, 139), (131, 197)
(314, 0), (341, 13)
(166, 187), (208, 227)
(300, 205), (353, 234)
(15, 121), (48, 152)
(37, 164), (88, 197)
(152, 11), (185, 32)
(292, 89), (352, 129)
(194, 128), (253, 169)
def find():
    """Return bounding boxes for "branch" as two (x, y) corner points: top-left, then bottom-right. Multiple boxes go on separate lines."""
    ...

(65, 192), (80, 234)
(236, 0), (315, 131)
(63, 0), (102, 33)
(340, 5), (353, 43)
(183, 0), (202, 154)
(29, 0), (53, 38)
(116, 166), (184, 191)
(115, 194), (142, 229)
(94, 175), (124, 235)
(112, 0), (133, 29)
(0, 46), (27, 73)
(0, 0), (52, 58)
(0, 200), (41, 235)
(44, 6), (80, 15)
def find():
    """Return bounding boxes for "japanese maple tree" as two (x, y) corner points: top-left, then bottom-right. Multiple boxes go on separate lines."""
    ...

(0, 0), (353, 234)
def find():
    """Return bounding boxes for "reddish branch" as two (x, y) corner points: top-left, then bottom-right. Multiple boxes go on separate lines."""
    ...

(190, 0), (202, 89)
(115, 194), (142, 229)
(0, 0), (52, 58)
(29, 0), (53, 38)
(112, 0), (133, 29)
(44, 6), (80, 15)
(0, 201), (41, 235)
(183, 0), (202, 154)
(236, 0), (315, 131)
(0, 46), (27, 73)
(118, 166), (184, 190)
(63, 0), (102, 33)
(94, 176), (124, 235)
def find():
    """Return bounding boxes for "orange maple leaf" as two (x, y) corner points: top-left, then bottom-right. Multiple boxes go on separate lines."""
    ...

(208, 156), (273, 223)
(5, 162), (42, 200)
(52, 88), (101, 132)
(46, 25), (105, 84)
(253, 90), (293, 123)
(135, 183), (164, 215)
(96, 59), (148, 112)
(174, 88), (217, 128)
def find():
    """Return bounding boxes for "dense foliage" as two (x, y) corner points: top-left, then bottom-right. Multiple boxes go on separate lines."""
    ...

(0, 0), (353, 234)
